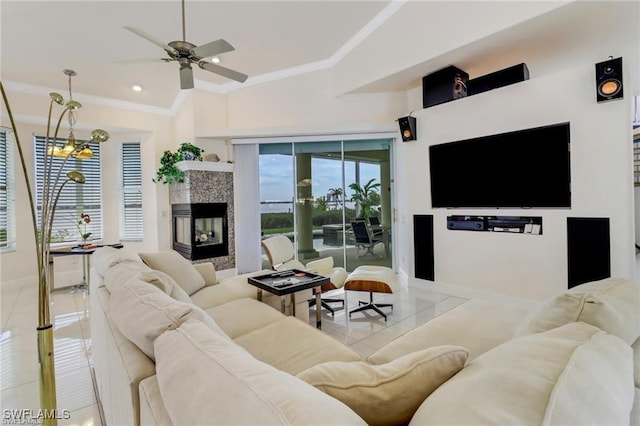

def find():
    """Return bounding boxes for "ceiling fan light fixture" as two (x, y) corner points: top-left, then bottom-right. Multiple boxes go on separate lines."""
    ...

(124, 0), (247, 88)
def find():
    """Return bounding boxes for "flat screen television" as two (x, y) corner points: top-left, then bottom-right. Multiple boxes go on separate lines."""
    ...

(429, 122), (571, 208)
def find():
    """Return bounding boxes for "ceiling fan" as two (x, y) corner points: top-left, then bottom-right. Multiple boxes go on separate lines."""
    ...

(124, 0), (248, 89)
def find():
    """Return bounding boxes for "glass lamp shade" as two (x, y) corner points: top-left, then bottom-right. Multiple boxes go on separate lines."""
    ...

(47, 145), (64, 157)
(75, 146), (94, 159)
(61, 138), (76, 154)
(66, 171), (85, 184)
(90, 129), (110, 143)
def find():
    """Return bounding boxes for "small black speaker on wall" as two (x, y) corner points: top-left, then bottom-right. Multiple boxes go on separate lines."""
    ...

(595, 56), (623, 103)
(398, 116), (417, 142)
(567, 217), (611, 288)
(413, 215), (435, 281)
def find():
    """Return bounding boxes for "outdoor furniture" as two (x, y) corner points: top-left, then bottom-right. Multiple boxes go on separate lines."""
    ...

(351, 220), (386, 259)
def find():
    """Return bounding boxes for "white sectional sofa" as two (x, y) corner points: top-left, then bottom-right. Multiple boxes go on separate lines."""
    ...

(90, 247), (639, 425)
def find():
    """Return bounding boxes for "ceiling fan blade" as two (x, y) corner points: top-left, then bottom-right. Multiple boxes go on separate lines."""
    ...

(124, 26), (178, 56)
(199, 62), (248, 83)
(180, 63), (194, 90)
(191, 39), (234, 59)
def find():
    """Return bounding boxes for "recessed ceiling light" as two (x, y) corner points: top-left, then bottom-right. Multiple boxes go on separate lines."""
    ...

(132, 84), (143, 92)
(211, 57), (220, 64)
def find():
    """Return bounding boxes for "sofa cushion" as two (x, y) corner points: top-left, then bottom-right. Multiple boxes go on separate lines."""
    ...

(193, 262), (217, 286)
(110, 278), (228, 360)
(368, 299), (529, 364)
(297, 346), (467, 426)
(190, 280), (257, 310)
(139, 250), (205, 296)
(205, 298), (286, 339)
(154, 319), (366, 425)
(233, 316), (361, 375)
(410, 322), (634, 425)
(515, 277), (640, 344)
(103, 261), (150, 293)
(136, 270), (192, 303)
(92, 246), (143, 277)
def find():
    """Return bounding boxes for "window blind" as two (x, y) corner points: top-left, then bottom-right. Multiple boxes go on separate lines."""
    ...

(120, 142), (143, 241)
(0, 127), (15, 249)
(34, 136), (102, 243)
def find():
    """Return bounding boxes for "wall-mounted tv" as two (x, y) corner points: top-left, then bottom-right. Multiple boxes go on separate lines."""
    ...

(429, 122), (571, 208)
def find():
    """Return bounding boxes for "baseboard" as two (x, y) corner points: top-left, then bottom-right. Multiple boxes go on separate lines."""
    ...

(408, 277), (538, 310)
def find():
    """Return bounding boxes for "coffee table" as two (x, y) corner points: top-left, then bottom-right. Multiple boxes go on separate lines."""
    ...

(248, 269), (329, 329)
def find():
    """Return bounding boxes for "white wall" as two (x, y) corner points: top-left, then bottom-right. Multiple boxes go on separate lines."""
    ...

(395, 62), (635, 301)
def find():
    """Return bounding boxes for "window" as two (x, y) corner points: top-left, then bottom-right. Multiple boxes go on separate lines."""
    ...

(0, 127), (15, 250)
(34, 136), (102, 243)
(120, 142), (143, 241)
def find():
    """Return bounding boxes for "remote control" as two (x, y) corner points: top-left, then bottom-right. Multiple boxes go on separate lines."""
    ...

(272, 270), (295, 277)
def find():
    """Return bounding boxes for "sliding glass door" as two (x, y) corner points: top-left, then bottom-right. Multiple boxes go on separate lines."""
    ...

(258, 136), (393, 272)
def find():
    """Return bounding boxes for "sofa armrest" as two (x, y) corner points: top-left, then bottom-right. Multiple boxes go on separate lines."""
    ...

(193, 262), (217, 286)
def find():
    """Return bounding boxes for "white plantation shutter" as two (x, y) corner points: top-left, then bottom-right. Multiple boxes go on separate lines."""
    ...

(120, 142), (143, 241)
(0, 127), (15, 249)
(34, 136), (102, 243)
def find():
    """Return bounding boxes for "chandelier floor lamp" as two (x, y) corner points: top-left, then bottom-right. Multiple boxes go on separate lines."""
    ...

(0, 70), (109, 425)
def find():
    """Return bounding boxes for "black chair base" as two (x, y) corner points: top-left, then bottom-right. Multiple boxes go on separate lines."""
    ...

(349, 292), (393, 321)
(309, 297), (344, 316)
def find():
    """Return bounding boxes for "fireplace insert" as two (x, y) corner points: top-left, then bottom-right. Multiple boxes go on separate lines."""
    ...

(172, 203), (229, 260)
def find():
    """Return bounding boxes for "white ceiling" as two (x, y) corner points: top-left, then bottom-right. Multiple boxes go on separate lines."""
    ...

(1, 1), (389, 108)
(1, 1), (638, 112)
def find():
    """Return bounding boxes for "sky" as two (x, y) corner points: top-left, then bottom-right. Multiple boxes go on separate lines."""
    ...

(259, 154), (380, 212)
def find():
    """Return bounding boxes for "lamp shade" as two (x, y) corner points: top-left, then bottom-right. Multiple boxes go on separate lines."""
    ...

(66, 170), (85, 184)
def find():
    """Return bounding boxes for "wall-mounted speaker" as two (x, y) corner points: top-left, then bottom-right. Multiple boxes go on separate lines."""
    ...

(398, 116), (417, 142)
(467, 63), (529, 96)
(595, 57), (623, 103)
(422, 66), (468, 108)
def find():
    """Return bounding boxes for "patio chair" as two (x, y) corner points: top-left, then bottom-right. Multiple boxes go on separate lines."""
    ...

(351, 220), (385, 259)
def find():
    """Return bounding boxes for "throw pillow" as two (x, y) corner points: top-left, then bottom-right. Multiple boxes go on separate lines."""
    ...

(154, 319), (366, 426)
(515, 277), (640, 344)
(193, 262), (217, 286)
(92, 246), (143, 277)
(138, 251), (205, 296)
(296, 346), (468, 426)
(110, 278), (228, 360)
(411, 322), (634, 425)
(136, 270), (192, 303)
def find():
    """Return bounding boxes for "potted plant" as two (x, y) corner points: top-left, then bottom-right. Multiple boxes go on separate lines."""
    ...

(153, 142), (204, 184)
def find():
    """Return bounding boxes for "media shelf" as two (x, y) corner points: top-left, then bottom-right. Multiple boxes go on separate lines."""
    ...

(447, 215), (543, 235)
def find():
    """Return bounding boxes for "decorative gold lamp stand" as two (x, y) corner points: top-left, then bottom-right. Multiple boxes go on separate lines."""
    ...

(1, 70), (109, 425)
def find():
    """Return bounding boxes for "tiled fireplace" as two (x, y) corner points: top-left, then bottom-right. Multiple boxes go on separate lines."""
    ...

(169, 161), (235, 270)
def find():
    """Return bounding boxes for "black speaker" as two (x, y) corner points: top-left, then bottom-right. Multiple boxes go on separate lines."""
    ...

(595, 57), (623, 103)
(567, 217), (610, 289)
(413, 215), (435, 281)
(467, 63), (530, 96)
(398, 116), (417, 142)
(422, 66), (468, 108)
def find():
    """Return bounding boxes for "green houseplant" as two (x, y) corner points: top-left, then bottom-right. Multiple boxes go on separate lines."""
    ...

(348, 178), (381, 220)
(153, 142), (204, 185)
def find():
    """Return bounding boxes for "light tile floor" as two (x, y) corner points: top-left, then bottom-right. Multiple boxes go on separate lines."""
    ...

(0, 280), (466, 425)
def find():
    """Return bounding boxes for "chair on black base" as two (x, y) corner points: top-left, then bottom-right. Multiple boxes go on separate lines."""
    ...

(261, 235), (348, 315)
